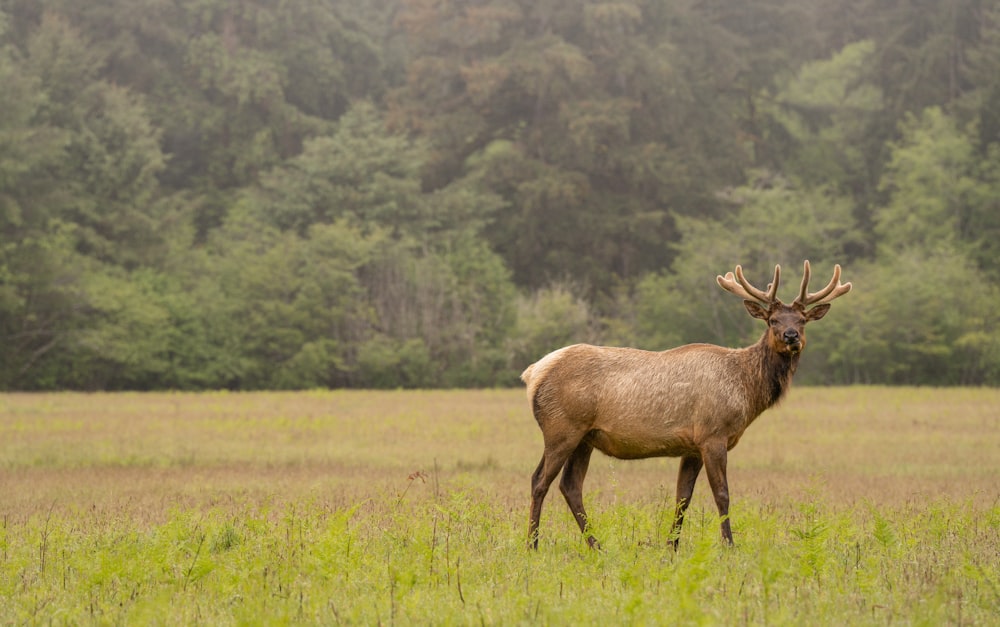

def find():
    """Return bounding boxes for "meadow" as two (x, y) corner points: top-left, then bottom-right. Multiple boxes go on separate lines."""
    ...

(1, 388), (998, 625)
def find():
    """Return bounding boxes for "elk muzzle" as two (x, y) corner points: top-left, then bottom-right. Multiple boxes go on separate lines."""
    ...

(782, 329), (801, 348)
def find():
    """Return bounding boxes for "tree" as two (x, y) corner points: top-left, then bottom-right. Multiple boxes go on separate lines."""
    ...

(820, 250), (1000, 385)
(962, 1), (1000, 148)
(391, 0), (749, 294)
(761, 40), (885, 208)
(360, 230), (516, 387)
(16, 12), (167, 268)
(12, 0), (390, 240)
(249, 102), (428, 235)
(238, 102), (517, 388)
(860, 0), (984, 115)
(189, 211), (379, 389)
(811, 105), (1000, 385)
(0, 11), (176, 389)
(875, 107), (999, 271)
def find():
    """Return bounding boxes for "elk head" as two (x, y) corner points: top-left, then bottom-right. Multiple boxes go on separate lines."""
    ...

(717, 261), (852, 356)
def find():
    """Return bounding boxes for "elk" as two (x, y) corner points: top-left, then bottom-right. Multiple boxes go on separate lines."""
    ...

(521, 261), (850, 549)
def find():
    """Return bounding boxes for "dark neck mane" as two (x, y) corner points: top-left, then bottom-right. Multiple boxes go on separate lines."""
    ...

(748, 334), (800, 412)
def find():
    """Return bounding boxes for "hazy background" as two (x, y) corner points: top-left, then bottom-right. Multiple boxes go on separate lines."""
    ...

(1, 0), (998, 389)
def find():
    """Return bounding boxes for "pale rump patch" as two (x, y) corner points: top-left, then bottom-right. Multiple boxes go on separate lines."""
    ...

(521, 345), (578, 402)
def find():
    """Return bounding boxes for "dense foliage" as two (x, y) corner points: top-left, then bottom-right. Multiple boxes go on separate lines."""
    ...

(1, 0), (998, 389)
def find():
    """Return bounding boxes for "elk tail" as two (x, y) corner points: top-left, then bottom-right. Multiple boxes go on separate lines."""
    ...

(520, 363), (536, 385)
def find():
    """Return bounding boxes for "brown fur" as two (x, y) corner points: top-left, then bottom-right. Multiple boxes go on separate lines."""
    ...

(523, 263), (849, 550)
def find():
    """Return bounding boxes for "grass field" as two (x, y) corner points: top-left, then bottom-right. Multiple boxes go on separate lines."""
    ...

(1, 388), (998, 624)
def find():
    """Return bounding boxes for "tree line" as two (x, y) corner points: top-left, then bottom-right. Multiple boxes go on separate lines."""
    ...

(1, 0), (999, 389)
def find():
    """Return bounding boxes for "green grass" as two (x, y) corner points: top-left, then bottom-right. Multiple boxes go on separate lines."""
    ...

(2, 388), (999, 624)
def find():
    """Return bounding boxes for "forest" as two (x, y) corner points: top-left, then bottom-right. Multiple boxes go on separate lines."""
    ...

(1, 0), (998, 390)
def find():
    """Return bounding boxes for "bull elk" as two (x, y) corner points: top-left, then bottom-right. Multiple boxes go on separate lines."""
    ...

(521, 261), (851, 549)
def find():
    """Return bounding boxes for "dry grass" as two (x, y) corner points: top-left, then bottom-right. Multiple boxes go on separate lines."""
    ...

(3, 387), (997, 522)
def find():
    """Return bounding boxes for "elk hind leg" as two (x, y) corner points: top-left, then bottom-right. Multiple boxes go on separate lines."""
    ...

(528, 439), (581, 549)
(528, 456), (547, 548)
(559, 441), (600, 549)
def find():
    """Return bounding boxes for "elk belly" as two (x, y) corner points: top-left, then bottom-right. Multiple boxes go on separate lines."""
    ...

(584, 428), (698, 459)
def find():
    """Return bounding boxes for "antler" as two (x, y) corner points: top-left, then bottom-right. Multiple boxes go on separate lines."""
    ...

(717, 264), (780, 306)
(793, 260), (852, 307)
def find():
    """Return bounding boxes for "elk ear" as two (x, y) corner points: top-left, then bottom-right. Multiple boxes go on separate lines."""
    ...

(805, 303), (831, 322)
(743, 300), (769, 320)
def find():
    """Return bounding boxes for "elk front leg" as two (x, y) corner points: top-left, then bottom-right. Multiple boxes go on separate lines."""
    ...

(701, 441), (734, 545)
(671, 455), (703, 549)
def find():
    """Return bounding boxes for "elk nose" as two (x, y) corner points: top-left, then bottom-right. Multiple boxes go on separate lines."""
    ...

(782, 329), (800, 344)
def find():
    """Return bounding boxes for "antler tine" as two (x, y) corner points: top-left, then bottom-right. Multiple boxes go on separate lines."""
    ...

(797, 260), (812, 304)
(739, 264), (780, 303)
(794, 262), (852, 307)
(717, 264), (780, 305)
(812, 274), (852, 305)
(717, 271), (756, 302)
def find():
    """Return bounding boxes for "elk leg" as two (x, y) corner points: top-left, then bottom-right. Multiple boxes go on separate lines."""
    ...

(701, 442), (733, 545)
(671, 455), (703, 549)
(559, 441), (600, 549)
(528, 456), (546, 548)
(528, 441), (579, 549)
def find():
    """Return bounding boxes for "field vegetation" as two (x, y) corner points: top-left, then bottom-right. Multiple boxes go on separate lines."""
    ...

(2, 388), (998, 624)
